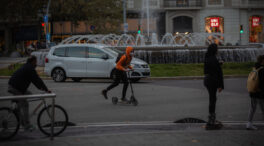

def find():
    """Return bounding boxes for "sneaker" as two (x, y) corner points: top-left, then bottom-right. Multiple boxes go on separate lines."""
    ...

(102, 89), (108, 99)
(24, 124), (36, 132)
(246, 122), (258, 130)
(121, 98), (128, 103)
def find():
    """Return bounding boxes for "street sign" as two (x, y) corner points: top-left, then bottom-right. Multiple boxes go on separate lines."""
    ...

(44, 15), (48, 23)
(252, 17), (260, 27)
(90, 25), (95, 31)
(46, 33), (50, 41)
(210, 17), (219, 27)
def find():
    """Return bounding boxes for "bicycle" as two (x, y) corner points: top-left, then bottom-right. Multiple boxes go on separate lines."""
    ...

(0, 93), (68, 140)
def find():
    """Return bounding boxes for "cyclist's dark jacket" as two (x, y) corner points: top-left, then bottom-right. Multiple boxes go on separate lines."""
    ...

(250, 63), (264, 99)
(8, 63), (48, 93)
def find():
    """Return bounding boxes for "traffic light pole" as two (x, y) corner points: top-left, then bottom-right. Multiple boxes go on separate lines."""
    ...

(45, 0), (51, 48)
(239, 33), (241, 45)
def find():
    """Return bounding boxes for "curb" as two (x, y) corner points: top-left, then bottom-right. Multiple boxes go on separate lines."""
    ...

(0, 75), (248, 80)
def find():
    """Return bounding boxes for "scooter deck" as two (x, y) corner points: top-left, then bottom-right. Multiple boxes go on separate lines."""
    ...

(112, 97), (138, 106)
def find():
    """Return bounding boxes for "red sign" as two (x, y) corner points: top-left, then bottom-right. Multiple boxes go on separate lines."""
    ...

(252, 17), (260, 27)
(210, 17), (219, 27)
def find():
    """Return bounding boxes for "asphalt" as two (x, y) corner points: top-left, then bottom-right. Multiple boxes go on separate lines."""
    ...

(1, 57), (263, 146)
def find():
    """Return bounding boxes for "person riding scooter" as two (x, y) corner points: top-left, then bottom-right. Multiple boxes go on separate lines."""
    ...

(102, 46), (134, 102)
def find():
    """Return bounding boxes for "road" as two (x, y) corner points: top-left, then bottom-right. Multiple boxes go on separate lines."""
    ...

(1, 78), (264, 146)
(0, 78), (261, 124)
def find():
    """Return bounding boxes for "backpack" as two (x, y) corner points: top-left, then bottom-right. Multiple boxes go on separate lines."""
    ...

(115, 53), (127, 64)
(247, 67), (263, 93)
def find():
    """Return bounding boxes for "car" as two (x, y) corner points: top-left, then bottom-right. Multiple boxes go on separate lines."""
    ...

(44, 44), (150, 82)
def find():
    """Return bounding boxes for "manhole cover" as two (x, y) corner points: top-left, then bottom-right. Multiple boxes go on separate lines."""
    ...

(174, 118), (206, 123)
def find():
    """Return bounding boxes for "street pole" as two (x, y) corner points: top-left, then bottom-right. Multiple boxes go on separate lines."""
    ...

(46, 0), (51, 48)
(123, 0), (126, 34)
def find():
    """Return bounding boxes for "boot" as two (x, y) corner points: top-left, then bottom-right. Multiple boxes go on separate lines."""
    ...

(246, 122), (258, 130)
(207, 113), (216, 126)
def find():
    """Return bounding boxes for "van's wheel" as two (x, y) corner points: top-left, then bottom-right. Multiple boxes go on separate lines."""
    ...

(52, 68), (66, 82)
(72, 78), (82, 82)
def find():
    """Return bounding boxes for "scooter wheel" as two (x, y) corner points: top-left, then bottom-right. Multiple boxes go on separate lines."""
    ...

(112, 97), (118, 105)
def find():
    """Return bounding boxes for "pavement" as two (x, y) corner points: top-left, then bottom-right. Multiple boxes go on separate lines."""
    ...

(0, 57), (263, 146)
(1, 121), (264, 146)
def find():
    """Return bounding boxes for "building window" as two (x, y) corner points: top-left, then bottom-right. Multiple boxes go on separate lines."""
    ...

(208, 0), (222, 5)
(249, 16), (264, 43)
(205, 16), (224, 45)
(176, 0), (189, 7)
(143, 0), (159, 9)
(127, 0), (134, 8)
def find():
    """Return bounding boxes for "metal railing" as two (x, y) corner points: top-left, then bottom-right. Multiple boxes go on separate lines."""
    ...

(232, 0), (264, 7)
(0, 93), (56, 140)
(163, 0), (202, 8)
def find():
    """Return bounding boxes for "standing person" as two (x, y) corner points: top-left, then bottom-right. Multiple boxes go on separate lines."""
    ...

(203, 43), (224, 127)
(8, 55), (51, 130)
(246, 55), (264, 130)
(102, 46), (134, 102)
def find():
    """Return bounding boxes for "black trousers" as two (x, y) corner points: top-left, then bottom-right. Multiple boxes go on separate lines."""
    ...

(206, 86), (217, 115)
(106, 69), (128, 99)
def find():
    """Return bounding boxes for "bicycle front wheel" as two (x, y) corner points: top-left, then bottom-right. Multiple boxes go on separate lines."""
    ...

(37, 105), (68, 136)
(0, 107), (20, 140)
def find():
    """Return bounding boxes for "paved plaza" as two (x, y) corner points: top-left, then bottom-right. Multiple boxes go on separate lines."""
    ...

(0, 78), (264, 145)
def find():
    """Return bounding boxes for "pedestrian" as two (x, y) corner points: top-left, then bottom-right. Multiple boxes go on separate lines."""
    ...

(246, 55), (264, 130)
(8, 55), (51, 130)
(203, 43), (224, 127)
(102, 46), (134, 102)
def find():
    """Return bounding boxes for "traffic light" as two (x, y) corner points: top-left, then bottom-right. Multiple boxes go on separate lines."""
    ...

(240, 25), (244, 34)
(41, 22), (46, 34)
(137, 25), (141, 34)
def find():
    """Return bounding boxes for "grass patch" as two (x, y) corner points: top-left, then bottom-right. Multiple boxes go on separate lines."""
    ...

(0, 62), (255, 77)
(0, 63), (24, 76)
(150, 62), (255, 77)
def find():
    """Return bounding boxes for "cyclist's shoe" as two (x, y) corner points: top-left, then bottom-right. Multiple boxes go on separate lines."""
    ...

(24, 124), (36, 132)
(102, 89), (108, 99)
(246, 122), (258, 130)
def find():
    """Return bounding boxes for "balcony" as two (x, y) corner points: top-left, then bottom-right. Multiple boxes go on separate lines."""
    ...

(232, 0), (264, 8)
(163, 0), (203, 9)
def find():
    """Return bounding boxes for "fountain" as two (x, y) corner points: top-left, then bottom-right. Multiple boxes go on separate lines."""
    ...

(59, 32), (225, 47)
(31, 0), (264, 66)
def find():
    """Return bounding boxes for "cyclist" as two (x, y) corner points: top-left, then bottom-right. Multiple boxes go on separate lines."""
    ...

(8, 55), (51, 130)
(102, 46), (134, 102)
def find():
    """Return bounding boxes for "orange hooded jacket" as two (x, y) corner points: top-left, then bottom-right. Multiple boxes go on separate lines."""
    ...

(116, 46), (133, 71)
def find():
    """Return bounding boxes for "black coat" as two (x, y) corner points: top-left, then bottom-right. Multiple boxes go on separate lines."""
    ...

(8, 63), (48, 93)
(203, 55), (224, 89)
(250, 63), (264, 98)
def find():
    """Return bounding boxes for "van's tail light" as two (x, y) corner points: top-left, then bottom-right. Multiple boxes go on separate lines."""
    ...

(45, 57), (49, 63)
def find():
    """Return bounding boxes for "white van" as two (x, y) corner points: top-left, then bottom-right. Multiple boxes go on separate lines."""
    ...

(44, 44), (150, 82)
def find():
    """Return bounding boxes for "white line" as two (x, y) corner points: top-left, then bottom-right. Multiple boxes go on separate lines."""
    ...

(69, 121), (264, 128)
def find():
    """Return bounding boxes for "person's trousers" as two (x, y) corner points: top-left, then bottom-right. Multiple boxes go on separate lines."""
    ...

(206, 86), (217, 115)
(248, 98), (264, 122)
(106, 70), (128, 99)
(8, 85), (31, 127)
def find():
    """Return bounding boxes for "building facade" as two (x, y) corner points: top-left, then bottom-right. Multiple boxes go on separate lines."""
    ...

(126, 0), (264, 45)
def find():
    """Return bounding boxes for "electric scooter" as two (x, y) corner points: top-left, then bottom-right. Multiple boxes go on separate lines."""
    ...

(111, 70), (138, 106)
